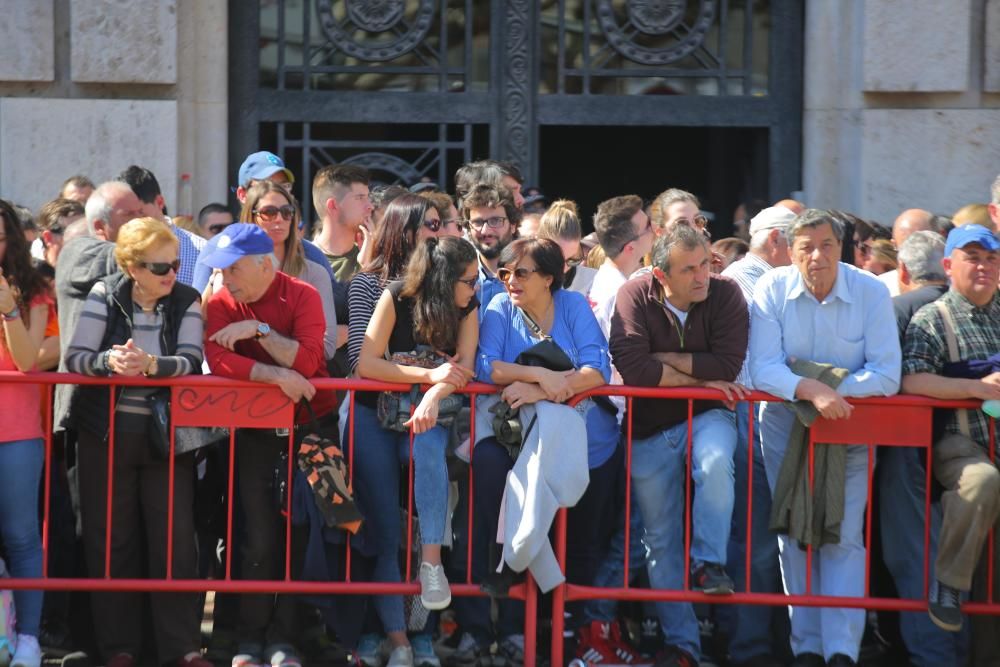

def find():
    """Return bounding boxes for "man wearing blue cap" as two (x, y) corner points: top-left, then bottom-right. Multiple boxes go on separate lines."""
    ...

(201, 223), (335, 666)
(750, 209), (901, 667)
(902, 224), (1000, 641)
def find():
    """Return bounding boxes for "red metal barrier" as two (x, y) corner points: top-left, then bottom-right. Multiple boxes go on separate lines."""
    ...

(1, 372), (999, 666)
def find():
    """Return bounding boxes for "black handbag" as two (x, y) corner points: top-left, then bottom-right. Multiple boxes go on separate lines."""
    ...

(375, 347), (464, 432)
(147, 389), (229, 460)
(514, 308), (617, 417)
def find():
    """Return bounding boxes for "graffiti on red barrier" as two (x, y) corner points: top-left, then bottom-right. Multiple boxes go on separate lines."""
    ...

(171, 386), (294, 428)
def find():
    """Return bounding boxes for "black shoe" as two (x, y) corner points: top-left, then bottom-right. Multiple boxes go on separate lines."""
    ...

(690, 562), (734, 595)
(827, 654), (856, 666)
(790, 652), (825, 667)
(653, 645), (697, 667)
(732, 654), (785, 667)
(928, 579), (964, 632)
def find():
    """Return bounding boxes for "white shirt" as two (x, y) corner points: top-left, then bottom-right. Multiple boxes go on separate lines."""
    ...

(589, 260), (630, 419)
(722, 252), (774, 388)
(878, 269), (900, 297)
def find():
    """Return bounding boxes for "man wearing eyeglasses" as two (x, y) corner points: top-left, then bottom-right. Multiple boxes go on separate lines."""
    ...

(197, 203), (234, 239)
(458, 184), (521, 321)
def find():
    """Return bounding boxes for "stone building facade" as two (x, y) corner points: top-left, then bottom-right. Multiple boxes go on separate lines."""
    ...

(0, 1), (997, 225)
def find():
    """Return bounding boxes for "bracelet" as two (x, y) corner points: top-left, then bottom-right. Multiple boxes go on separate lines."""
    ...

(99, 350), (112, 375)
(1, 306), (20, 321)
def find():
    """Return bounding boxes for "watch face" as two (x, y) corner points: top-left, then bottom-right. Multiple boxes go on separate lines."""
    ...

(257, 322), (270, 337)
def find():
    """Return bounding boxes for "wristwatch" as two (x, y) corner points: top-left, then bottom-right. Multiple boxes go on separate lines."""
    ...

(1, 306), (20, 321)
(255, 322), (271, 339)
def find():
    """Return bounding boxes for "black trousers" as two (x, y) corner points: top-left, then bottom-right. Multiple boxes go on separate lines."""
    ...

(78, 425), (201, 664)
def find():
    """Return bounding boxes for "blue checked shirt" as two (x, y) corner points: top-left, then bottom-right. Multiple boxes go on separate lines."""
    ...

(170, 220), (206, 288)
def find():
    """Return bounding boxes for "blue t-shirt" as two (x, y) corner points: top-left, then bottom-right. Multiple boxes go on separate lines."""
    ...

(477, 289), (618, 468)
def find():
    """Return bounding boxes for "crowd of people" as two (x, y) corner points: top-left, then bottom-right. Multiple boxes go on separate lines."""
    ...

(0, 154), (999, 667)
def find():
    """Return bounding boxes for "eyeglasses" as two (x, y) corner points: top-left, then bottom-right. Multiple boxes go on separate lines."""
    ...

(139, 259), (181, 276)
(674, 215), (709, 229)
(456, 276), (479, 288)
(47, 225), (65, 235)
(620, 219), (654, 252)
(468, 216), (508, 230)
(208, 223), (231, 235)
(254, 205), (296, 222)
(442, 218), (462, 228)
(497, 266), (540, 283)
(423, 218), (442, 232)
(855, 239), (874, 256)
(565, 253), (585, 268)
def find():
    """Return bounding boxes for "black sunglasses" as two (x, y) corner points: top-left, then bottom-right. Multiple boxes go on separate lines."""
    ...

(456, 276), (478, 288)
(139, 259), (181, 276)
(254, 205), (296, 221)
(208, 223), (231, 235)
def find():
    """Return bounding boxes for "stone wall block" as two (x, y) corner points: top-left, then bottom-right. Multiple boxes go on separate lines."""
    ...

(862, 0), (972, 92)
(0, 98), (178, 210)
(0, 3), (55, 81)
(986, 0), (1000, 92)
(860, 109), (1000, 223)
(71, 0), (177, 83)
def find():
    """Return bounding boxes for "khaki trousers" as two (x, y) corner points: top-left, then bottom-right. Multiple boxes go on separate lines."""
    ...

(933, 433), (1000, 591)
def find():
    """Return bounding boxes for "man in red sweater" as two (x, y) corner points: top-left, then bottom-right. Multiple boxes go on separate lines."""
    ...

(202, 223), (334, 666)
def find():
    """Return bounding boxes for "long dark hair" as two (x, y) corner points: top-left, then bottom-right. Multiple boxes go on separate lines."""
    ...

(401, 236), (477, 351)
(0, 199), (48, 324)
(363, 193), (428, 284)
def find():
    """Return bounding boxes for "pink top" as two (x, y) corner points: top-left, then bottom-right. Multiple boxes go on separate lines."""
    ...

(0, 293), (53, 442)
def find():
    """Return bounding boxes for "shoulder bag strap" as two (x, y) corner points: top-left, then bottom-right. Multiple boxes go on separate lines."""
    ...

(935, 300), (972, 437)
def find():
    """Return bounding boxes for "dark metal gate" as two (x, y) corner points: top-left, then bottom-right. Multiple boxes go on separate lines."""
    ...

(229, 0), (802, 224)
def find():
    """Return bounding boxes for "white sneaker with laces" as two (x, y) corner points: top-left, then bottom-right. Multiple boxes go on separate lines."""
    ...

(11, 634), (41, 667)
(386, 645), (414, 667)
(419, 562), (451, 610)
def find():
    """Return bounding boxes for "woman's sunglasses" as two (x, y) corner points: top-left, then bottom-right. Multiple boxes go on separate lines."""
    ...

(497, 266), (540, 283)
(456, 276), (479, 288)
(139, 259), (181, 276)
(254, 205), (296, 222)
(424, 218), (442, 232)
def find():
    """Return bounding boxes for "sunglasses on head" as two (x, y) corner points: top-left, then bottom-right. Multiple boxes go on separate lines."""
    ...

(254, 205), (296, 222)
(208, 222), (231, 235)
(139, 259), (181, 276)
(497, 266), (540, 283)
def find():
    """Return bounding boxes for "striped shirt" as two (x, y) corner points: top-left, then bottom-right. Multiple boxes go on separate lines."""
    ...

(347, 271), (389, 374)
(66, 281), (204, 422)
(721, 252), (772, 388)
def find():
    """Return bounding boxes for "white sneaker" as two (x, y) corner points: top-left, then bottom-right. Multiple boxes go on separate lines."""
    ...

(419, 562), (451, 610)
(11, 634), (41, 667)
(386, 645), (414, 667)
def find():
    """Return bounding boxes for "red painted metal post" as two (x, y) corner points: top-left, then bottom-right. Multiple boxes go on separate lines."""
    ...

(104, 385), (116, 579)
(745, 400), (754, 591)
(623, 396), (633, 589)
(551, 508), (568, 667)
(285, 426), (294, 581)
(225, 429), (236, 580)
(523, 573), (537, 667)
(166, 425), (176, 579)
(683, 400), (693, 590)
(42, 383), (53, 577)
(864, 444), (874, 597)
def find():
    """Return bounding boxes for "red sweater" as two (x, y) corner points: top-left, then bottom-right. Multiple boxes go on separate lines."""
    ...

(205, 271), (334, 417)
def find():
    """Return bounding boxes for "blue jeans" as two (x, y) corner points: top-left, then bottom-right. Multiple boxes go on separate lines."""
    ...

(719, 401), (784, 661)
(351, 402), (449, 634)
(879, 446), (969, 667)
(630, 408), (737, 659)
(582, 453), (648, 625)
(0, 438), (44, 637)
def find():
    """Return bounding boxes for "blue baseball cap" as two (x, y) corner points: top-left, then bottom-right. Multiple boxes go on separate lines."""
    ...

(944, 224), (1000, 256)
(199, 223), (275, 269)
(237, 151), (294, 188)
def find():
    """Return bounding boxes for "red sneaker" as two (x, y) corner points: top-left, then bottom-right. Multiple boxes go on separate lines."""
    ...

(575, 621), (648, 666)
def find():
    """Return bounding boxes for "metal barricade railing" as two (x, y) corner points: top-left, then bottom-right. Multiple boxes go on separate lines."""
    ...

(2, 372), (999, 666)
